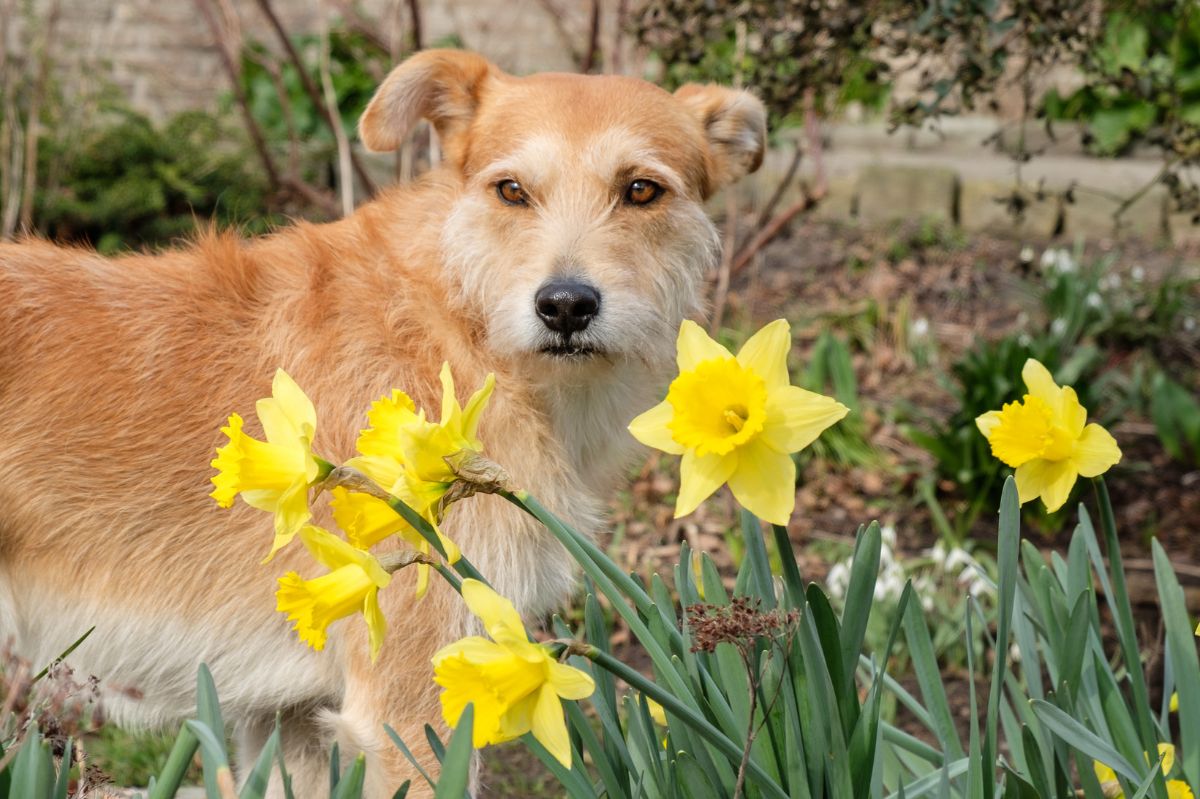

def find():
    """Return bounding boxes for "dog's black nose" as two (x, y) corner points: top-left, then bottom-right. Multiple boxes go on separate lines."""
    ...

(535, 280), (600, 335)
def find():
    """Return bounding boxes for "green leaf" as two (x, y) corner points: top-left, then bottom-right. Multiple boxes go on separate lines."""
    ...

(740, 510), (775, 608)
(148, 724), (200, 799)
(1029, 700), (1139, 780)
(11, 729), (53, 799)
(1153, 540), (1200, 782)
(332, 754), (367, 799)
(238, 723), (280, 799)
(383, 725), (438, 791)
(902, 597), (965, 760)
(195, 663), (229, 797)
(433, 705), (474, 799)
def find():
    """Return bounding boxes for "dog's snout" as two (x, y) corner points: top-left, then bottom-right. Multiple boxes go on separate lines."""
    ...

(535, 280), (600, 334)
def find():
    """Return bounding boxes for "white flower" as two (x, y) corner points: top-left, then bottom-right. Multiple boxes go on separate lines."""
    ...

(1018, 333), (1032, 347)
(874, 562), (906, 602)
(1086, 292), (1103, 309)
(944, 547), (973, 574)
(1185, 316), (1197, 332)
(1055, 250), (1077, 274)
(1103, 274), (1122, 291)
(826, 562), (850, 599)
(1039, 249), (1059, 270)
(1131, 265), (1145, 282)
(925, 541), (947, 567)
(1009, 643), (1022, 663)
(910, 317), (931, 340)
(1019, 246), (1034, 263)
(880, 525), (898, 550)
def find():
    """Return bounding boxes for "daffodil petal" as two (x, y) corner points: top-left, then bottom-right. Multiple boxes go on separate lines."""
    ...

(439, 362), (460, 429)
(1158, 743), (1175, 775)
(675, 450), (736, 518)
(432, 635), (507, 664)
(1093, 760), (1117, 784)
(628, 400), (685, 454)
(1015, 458), (1078, 512)
(264, 480), (313, 560)
(676, 320), (732, 371)
(297, 525), (391, 588)
(547, 661), (595, 701)
(727, 438), (797, 525)
(461, 579), (529, 645)
(1059, 385), (1088, 436)
(735, 318), (791, 392)
(364, 589), (386, 662)
(1074, 423), (1121, 478)
(760, 386), (850, 453)
(975, 410), (1002, 438)
(531, 682), (572, 767)
(1022, 359), (1061, 407)
(462, 373), (496, 445)
(1168, 780), (1194, 799)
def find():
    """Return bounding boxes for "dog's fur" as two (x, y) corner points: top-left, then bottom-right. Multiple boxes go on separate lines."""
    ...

(0, 50), (765, 796)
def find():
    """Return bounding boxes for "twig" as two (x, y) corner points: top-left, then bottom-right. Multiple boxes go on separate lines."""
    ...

(753, 140), (802, 231)
(405, 0), (423, 50)
(17, 0), (59, 233)
(243, 48), (301, 176)
(580, 0), (601, 73)
(194, 0), (282, 191)
(611, 0), (629, 73)
(319, 14), (355, 216)
(253, 0), (377, 198)
(327, 0), (392, 55)
(729, 89), (827, 278)
(709, 189), (738, 335)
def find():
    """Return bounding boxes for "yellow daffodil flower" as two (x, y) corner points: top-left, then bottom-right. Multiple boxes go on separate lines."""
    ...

(628, 319), (849, 525)
(1095, 744), (1191, 798)
(331, 364), (491, 595)
(432, 579), (594, 767)
(975, 359), (1121, 512)
(210, 369), (323, 560)
(275, 526), (391, 660)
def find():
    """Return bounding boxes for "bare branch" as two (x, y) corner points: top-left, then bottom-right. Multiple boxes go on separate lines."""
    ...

(253, 0), (377, 198)
(319, 14), (354, 216)
(580, 0), (601, 73)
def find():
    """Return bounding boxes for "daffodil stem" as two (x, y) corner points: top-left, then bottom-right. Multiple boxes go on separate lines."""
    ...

(1092, 477), (1158, 754)
(501, 490), (684, 648)
(578, 645), (788, 799)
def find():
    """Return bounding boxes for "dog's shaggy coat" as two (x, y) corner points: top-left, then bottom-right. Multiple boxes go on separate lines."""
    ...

(0, 50), (765, 796)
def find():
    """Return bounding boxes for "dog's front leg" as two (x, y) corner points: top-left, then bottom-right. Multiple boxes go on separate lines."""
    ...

(235, 704), (336, 799)
(328, 578), (466, 799)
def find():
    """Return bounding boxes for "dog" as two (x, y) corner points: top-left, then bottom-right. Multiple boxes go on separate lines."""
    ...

(0, 49), (765, 796)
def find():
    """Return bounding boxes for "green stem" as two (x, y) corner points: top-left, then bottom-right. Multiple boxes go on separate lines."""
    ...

(1092, 477), (1159, 755)
(503, 491), (684, 647)
(148, 725), (200, 799)
(582, 646), (789, 799)
(381, 495), (488, 588)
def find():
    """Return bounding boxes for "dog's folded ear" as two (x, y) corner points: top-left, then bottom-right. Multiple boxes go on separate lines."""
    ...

(359, 49), (496, 158)
(674, 85), (767, 197)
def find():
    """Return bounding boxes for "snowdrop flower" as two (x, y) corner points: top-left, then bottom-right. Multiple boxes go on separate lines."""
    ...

(910, 317), (931, 340)
(1131, 265), (1145, 283)
(1019, 246), (1034, 263)
(1050, 318), (1068, 337)
(925, 541), (947, 567)
(825, 562), (850, 599)
(1184, 316), (1196, 333)
(1086, 292), (1103, 309)
(880, 525), (898, 550)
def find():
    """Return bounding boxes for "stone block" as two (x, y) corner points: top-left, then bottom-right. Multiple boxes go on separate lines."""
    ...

(855, 164), (959, 225)
(959, 179), (1059, 237)
(1061, 185), (1167, 241)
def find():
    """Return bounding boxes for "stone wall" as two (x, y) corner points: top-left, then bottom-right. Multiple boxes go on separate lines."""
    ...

(3, 0), (617, 120)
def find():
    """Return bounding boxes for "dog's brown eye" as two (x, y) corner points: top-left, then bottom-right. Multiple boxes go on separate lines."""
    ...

(497, 180), (528, 206)
(625, 179), (663, 206)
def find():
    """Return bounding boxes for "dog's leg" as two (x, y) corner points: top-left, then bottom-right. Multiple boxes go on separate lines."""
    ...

(324, 581), (463, 799)
(235, 704), (336, 799)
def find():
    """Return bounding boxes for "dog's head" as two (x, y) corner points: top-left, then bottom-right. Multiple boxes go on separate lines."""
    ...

(360, 50), (766, 371)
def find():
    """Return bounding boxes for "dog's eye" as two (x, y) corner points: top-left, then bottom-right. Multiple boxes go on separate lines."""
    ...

(496, 180), (528, 206)
(625, 179), (663, 206)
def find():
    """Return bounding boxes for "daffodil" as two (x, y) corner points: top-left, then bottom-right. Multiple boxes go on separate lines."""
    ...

(628, 320), (849, 525)
(210, 369), (324, 560)
(275, 525), (391, 660)
(975, 359), (1121, 512)
(1095, 744), (1192, 799)
(432, 579), (594, 767)
(331, 364), (492, 595)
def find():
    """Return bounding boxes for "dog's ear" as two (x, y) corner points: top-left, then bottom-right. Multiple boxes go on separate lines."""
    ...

(674, 85), (767, 196)
(359, 49), (495, 156)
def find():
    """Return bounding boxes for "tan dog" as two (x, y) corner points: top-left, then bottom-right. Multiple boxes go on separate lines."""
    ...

(0, 50), (765, 796)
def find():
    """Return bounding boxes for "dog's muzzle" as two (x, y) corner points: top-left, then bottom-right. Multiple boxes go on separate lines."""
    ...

(535, 279), (602, 356)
